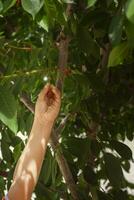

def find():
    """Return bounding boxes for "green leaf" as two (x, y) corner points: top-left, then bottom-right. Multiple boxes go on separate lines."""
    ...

(21, 0), (44, 19)
(64, 137), (91, 168)
(108, 42), (129, 67)
(83, 165), (97, 185)
(62, 0), (75, 3)
(125, 20), (134, 44)
(13, 143), (22, 162)
(66, 137), (90, 161)
(110, 140), (132, 160)
(125, 0), (134, 24)
(104, 153), (123, 188)
(0, 1), (3, 12)
(3, 0), (16, 13)
(90, 140), (101, 156)
(0, 86), (18, 133)
(44, 0), (57, 23)
(87, 0), (97, 7)
(39, 149), (52, 185)
(1, 140), (13, 163)
(38, 16), (49, 32)
(109, 14), (124, 46)
(113, 190), (128, 200)
(0, 176), (5, 191)
(51, 158), (58, 185)
(122, 160), (130, 172)
(77, 27), (96, 55)
(25, 113), (33, 133)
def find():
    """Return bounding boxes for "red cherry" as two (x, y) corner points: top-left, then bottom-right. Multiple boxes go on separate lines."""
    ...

(47, 90), (54, 99)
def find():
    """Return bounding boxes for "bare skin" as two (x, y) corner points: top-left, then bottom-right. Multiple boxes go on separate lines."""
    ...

(8, 84), (61, 200)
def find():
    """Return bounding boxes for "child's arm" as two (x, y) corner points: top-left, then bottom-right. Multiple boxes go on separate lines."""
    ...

(8, 84), (61, 200)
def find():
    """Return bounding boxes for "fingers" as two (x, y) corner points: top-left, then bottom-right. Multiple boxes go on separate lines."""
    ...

(38, 83), (51, 100)
(51, 86), (61, 102)
(38, 84), (61, 102)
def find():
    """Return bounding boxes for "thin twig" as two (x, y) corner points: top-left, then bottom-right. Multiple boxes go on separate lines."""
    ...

(19, 93), (35, 114)
(5, 44), (32, 51)
(0, 69), (50, 80)
(55, 113), (72, 135)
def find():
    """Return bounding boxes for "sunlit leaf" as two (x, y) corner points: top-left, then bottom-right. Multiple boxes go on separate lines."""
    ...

(38, 16), (49, 32)
(108, 42), (129, 67)
(125, 0), (134, 24)
(0, 1), (3, 12)
(87, 0), (97, 7)
(21, 0), (44, 19)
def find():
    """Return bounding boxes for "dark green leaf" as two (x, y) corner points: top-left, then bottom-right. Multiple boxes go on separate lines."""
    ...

(0, 86), (18, 133)
(65, 137), (90, 167)
(1, 140), (13, 163)
(3, 0), (16, 13)
(13, 143), (22, 162)
(110, 140), (132, 160)
(122, 160), (130, 172)
(39, 149), (52, 185)
(51, 158), (58, 185)
(125, 20), (134, 44)
(77, 27), (96, 55)
(83, 165), (97, 185)
(104, 153), (123, 188)
(109, 14), (124, 46)
(90, 140), (101, 156)
(0, 176), (5, 191)
(0, 1), (3, 12)
(113, 190), (128, 200)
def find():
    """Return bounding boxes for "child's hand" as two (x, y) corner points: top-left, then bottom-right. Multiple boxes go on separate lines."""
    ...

(35, 84), (61, 125)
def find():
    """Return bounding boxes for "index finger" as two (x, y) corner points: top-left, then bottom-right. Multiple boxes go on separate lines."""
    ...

(51, 86), (61, 100)
(38, 83), (51, 100)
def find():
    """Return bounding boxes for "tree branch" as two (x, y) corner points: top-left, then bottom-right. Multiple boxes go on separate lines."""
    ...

(54, 3), (80, 199)
(56, 35), (70, 92)
(19, 93), (35, 114)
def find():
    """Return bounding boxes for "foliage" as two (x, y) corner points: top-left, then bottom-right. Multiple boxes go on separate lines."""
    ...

(0, 0), (134, 199)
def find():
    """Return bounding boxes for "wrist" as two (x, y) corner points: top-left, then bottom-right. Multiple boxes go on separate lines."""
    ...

(31, 118), (54, 140)
(33, 116), (54, 128)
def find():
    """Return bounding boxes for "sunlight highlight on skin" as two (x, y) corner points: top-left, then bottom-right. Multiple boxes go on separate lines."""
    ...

(41, 138), (47, 150)
(22, 171), (33, 199)
(26, 160), (37, 183)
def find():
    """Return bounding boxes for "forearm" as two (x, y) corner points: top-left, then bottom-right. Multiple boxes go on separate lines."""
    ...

(8, 119), (53, 200)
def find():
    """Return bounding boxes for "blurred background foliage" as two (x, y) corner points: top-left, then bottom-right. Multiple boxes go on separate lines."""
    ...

(0, 0), (134, 199)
